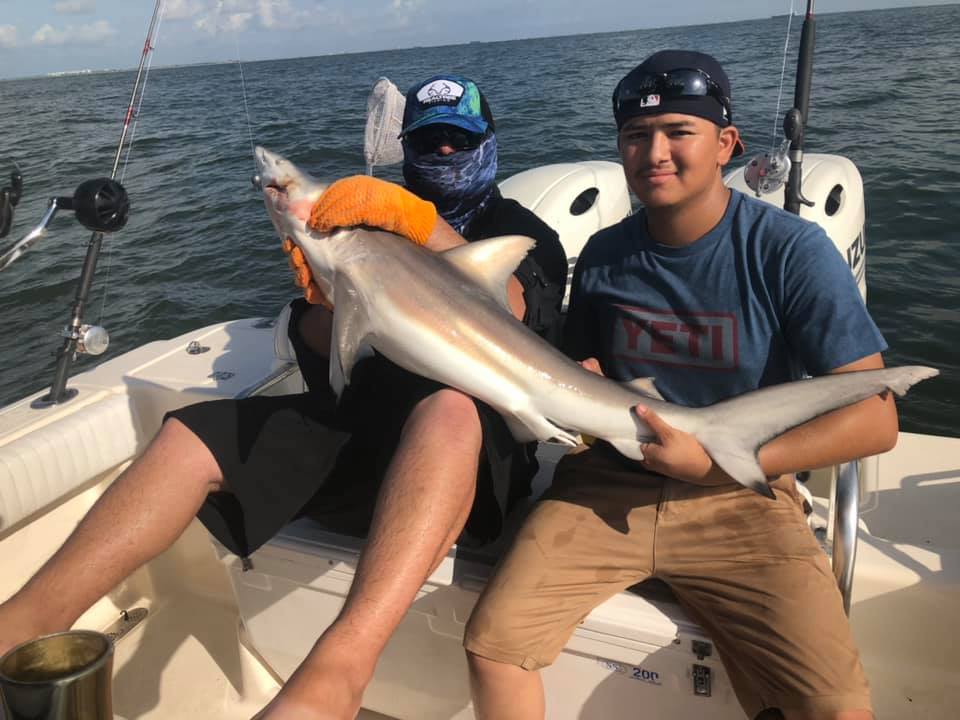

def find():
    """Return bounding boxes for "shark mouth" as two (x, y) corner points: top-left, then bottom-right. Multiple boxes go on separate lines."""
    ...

(262, 178), (295, 216)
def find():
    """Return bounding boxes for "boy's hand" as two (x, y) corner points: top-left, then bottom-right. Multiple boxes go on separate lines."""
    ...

(636, 404), (730, 486)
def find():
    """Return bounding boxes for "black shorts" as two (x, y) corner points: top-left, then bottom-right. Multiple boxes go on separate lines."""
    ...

(167, 308), (536, 557)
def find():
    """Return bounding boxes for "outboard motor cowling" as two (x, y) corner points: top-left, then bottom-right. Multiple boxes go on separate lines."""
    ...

(500, 162), (632, 306)
(725, 153), (867, 300)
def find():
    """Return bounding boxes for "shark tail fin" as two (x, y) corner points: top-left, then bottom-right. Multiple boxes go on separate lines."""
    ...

(883, 366), (939, 396)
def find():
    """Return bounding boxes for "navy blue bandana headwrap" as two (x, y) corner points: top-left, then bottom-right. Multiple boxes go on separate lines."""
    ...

(402, 132), (498, 236)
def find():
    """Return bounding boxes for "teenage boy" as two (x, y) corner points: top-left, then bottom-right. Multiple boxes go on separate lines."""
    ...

(464, 51), (888, 720)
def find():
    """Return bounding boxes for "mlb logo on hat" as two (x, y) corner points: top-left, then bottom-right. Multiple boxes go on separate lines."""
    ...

(640, 94), (660, 108)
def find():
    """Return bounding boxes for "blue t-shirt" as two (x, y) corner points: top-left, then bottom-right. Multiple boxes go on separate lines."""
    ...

(563, 190), (887, 408)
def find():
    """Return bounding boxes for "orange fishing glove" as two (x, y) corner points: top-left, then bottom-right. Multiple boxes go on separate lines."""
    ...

(282, 236), (332, 308)
(307, 176), (437, 246)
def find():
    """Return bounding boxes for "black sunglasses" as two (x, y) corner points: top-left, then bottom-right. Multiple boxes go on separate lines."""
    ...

(404, 125), (485, 155)
(614, 68), (732, 124)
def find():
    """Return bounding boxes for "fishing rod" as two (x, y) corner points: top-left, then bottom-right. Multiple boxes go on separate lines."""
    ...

(33, 0), (165, 406)
(783, 0), (816, 214)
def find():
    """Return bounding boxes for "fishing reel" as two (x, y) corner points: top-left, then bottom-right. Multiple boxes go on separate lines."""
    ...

(744, 110), (816, 207)
(744, 138), (792, 197)
(61, 178), (130, 234)
(0, 176), (130, 272)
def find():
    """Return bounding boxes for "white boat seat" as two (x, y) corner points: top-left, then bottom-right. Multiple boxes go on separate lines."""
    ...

(276, 489), (690, 614)
(268, 514), (696, 642)
(0, 392), (142, 534)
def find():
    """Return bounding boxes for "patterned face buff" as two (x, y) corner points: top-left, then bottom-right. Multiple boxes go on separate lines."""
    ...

(402, 132), (498, 236)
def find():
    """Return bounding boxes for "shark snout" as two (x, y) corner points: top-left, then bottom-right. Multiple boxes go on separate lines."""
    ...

(254, 146), (278, 175)
(255, 146), (292, 194)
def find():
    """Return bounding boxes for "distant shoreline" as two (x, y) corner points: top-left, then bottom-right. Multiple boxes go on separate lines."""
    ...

(3, 1), (957, 83)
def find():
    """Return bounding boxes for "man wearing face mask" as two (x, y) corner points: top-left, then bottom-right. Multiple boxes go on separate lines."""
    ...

(258, 73), (567, 718)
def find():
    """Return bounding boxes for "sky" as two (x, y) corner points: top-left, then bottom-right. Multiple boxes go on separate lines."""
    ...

(0, 0), (954, 80)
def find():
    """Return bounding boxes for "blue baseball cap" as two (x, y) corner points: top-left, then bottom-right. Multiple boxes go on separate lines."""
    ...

(400, 74), (495, 137)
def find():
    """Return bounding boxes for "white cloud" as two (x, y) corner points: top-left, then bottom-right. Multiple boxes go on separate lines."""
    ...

(164, 0), (205, 21)
(258, 0), (289, 28)
(0, 24), (16, 49)
(195, 10), (253, 34)
(192, 0), (335, 34)
(388, 0), (426, 28)
(224, 11), (254, 32)
(53, 0), (96, 14)
(31, 20), (116, 46)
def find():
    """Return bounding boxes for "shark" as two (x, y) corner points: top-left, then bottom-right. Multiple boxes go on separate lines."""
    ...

(254, 146), (938, 498)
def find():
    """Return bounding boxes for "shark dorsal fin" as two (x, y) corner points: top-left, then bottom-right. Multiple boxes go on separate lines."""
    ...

(329, 273), (374, 399)
(441, 235), (536, 311)
(623, 377), (664, 401)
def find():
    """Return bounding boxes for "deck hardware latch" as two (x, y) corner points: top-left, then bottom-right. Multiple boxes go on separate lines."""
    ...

(692, 640), (713, 660)
(692, 664), (712, 697)
(102, 607), (148, 643)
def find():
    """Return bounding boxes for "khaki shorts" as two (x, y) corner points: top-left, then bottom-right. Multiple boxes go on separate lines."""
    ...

(464, 445), (871, 718)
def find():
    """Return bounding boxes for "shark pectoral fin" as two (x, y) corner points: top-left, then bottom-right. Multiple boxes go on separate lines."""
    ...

(329, 274), (373, 399)
(504, 410), (580, 447)
(608, 439), (644, 462)
(441, 235), (536, 311)
(504, 416), (539, 443)
(622, 377), (664, 401)
(696, 431), (775, 499)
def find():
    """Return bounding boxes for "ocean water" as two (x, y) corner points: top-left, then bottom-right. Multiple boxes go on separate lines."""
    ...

(0, 4), (957, 436)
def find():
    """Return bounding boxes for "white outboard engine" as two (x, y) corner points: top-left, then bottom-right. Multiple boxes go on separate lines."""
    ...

(498, 156), (868, 306)
(500, 162), (632, 304)
(725, 153), (868, 300)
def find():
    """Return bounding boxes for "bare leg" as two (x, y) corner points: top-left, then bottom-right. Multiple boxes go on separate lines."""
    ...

(468, 652), (545, 720)
(0, 418), (223, 654)
(255, 389), (482, 720)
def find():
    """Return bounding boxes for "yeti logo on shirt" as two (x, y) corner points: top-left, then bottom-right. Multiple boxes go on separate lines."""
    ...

(613, 306), (738, 370)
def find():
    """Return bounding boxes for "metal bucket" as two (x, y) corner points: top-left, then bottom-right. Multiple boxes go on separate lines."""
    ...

(0, 630), (113, 719)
